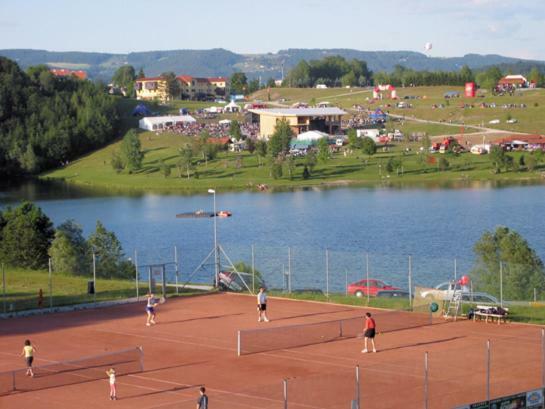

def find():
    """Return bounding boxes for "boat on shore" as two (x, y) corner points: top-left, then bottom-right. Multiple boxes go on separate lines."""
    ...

(176, 210), (232, 218)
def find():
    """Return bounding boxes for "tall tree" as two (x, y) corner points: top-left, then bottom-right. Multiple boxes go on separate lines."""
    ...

(160, 72), (181, 99)
(318, 138), (330, 162)
(472, 227), (545, 300)
(268, 119), (293, 158)
(87, 221), (131, 279)
(120, 129), (144, 171)
(230, 72), (248, 95)
(112, 65), (136, 97)
(229, 120), (242, 140)
(255, 140), (268, 167)
(177, 146), (194, 179)
(0, 202), (54, 269)
(361, 137), (377, 158)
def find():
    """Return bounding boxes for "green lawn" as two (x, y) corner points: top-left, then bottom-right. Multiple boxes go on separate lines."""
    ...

(1, 268), (205, 313)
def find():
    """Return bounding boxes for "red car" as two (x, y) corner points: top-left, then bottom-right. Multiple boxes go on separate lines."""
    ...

(347, 279), (401, 297)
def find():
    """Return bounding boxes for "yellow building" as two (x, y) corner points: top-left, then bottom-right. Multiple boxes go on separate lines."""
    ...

(208, 77), (230, 97)
(177, 76), (230, 100)
(248, 108), (347, 140)
(135, 77), (169, 102)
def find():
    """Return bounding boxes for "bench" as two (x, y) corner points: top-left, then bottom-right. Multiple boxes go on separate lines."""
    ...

(473, 305), (508, 324)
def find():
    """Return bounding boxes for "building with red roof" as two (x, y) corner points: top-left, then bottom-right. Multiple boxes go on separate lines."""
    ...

(50, 68), (87, 80)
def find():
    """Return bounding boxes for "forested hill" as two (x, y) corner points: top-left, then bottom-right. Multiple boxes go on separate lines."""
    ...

(0, 57), (119, 179)
(1, 48), (543, 82)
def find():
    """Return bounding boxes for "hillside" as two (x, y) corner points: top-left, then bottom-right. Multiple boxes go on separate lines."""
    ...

(1, 48), (544, 82)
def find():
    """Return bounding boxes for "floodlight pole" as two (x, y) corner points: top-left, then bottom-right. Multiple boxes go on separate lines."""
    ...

(208, 189), (219, 288)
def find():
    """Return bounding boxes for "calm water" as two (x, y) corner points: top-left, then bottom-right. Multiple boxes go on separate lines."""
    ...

(0, 181), (544, 291)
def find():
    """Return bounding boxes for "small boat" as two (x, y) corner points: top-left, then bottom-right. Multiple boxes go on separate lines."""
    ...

(176, 210), (215, 218)
(216, 211), (232, 218)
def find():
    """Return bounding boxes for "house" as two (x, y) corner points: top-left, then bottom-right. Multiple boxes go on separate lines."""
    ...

(135, 77), (169, 102)
(50, 68), (87, 80)
(177, 76), (230, 100)
(208, 137), (232, 149)
(208, 77), (230, 97)
(498, 75), (528, 88)
(248, 107), (346, 140)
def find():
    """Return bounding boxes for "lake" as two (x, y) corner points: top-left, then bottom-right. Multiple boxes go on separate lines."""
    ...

(0, 181), (543, 292)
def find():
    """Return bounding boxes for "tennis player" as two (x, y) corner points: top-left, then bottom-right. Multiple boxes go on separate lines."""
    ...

(257, 287), (269, 322)
(21, 339), (37, 377)
(105, 367), (117, 400)
(196, 386), (208, 409)
(146, 293), (158, 326)
(361, 312), (377, 353)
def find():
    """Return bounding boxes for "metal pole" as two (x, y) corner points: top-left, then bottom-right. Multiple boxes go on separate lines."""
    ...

(92, 252), (97, 304)
(48, 258), (53, 309)
(174, 246), (179, 295)
(408, 255), (413, 310)
(134, 250), (139, 300)
(325, 248), (329, 298)
(288, 247), (292, 294)
(499, 261), (503, 308)
(424, 352), (429, 409)
(366, 253), (370, 305)
(251, 244), (255, 293)
(283, 378), (288, 409)
(355, 364), (361, 409)
(211, 190), (219, 288)
(2, 263), (6, 314)
(454, 258), (457, 282)
(486, 339), (491, 402)
(345, 269), (348, 297)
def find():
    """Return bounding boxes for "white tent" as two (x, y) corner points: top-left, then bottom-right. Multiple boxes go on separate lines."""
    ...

(204, 106), (222, 113)
(219, 119), (232, 125)
(297, 130), (329, 141)
(138, 115), (196, 131)
(225, 101), (241, 113)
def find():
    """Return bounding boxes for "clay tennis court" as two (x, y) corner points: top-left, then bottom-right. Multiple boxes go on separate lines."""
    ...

(0, 293), (542, 408)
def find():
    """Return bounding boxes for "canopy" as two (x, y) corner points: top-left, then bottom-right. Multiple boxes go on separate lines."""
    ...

(297, 130), (329, 141)
(369, 109), (387, 121)
(132, 103), (152, 116)
(138, 115), (196, 131)
(219, 119), (232, 125)
(225, 101), (241, 112)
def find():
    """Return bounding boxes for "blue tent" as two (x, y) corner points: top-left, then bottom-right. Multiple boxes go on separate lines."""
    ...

(179, 107), (189, 115)
(369, 109), (387, 122)
(132, 103), (152, 116)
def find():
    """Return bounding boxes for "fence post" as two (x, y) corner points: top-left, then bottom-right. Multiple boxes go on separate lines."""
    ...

(366, 253), (370, 305)
(325, 248), (329, 298)
(408, 255), (413, 310)
(424, 352), (429, 409)
(134, 250), (139, 301)
(345, 269), (348, 296)
(499, 261), (503, 308)
(283, 378), (288, 409)
(48, 258), (53, 309)
(454, 258), (457, 282)
(486, 339), (491, 402)
(355, 364), (361, 409)
(148, 266), (152, 293)
(92, 252), (97, 305)
(174, 246), (179, 295)
(251, 244), (255, 293)
(288, 247), (292, 294)
(2, 263), (6, 315)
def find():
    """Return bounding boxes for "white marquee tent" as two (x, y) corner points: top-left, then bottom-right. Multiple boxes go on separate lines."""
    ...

(297, 130), (329, 141)
(225, 101), (241, 113)
(139, 115), (196, 131)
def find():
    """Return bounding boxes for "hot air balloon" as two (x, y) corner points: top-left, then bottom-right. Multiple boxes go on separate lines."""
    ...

(425, 42), (433, 52)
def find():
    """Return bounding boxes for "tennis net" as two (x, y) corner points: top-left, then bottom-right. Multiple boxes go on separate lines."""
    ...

(237, 309), (433, 355)
(0, 346), (143, 395)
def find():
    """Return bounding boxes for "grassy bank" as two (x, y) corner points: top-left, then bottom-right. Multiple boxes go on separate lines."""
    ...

(42, 129), (545, 192)
(1, 268), (205, 313)
(270, 290), (545, 325)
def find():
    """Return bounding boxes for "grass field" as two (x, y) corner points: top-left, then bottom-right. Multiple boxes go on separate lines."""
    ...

(1, 268), (204, 313)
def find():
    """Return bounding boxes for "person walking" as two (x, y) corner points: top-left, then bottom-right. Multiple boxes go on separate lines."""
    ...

(21, 339), (37, 377)
(196, 386), (208, 409)
(145, 293), (158, 327)
(257, 287), (269, 322)
(361, 312), (377, 353)
(105, 367), (117, 400)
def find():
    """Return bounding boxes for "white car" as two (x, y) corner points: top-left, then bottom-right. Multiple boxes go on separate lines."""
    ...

(506, 118), (518, 124)
(420, 281), (464, 301)
(489, 119), (500, 124)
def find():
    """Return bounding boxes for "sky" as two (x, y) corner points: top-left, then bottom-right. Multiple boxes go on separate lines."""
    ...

(0, 0), (544, 60)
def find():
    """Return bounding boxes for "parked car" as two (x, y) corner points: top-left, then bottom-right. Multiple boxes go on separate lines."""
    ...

(376, 289), (410, 298)
(347, 279), (401, 297)
(419, 281), (462, 301)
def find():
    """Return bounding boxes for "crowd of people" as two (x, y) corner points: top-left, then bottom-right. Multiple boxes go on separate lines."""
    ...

(157, 121), (260, 139)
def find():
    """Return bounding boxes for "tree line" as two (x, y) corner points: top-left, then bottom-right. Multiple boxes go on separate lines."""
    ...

(0, 57), (120, 179)
(0, 202), (133, 278)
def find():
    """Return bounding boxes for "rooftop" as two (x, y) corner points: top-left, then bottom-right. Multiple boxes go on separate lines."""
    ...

(248, 107), (347, 117)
